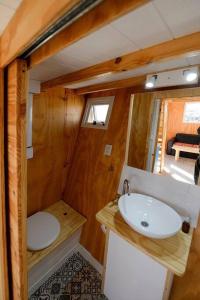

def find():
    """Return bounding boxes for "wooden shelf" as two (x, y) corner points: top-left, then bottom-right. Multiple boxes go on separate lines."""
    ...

(28, 200), (86, 270)
(96, 201), (193, 277)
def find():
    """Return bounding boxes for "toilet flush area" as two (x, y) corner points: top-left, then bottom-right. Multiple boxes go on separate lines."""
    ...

(3, 1), (200, 299)
(25, 61), (131, 297)
(26, 80), (88, 293)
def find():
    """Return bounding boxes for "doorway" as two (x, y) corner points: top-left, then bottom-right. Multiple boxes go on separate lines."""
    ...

(154, 97), (200, 185)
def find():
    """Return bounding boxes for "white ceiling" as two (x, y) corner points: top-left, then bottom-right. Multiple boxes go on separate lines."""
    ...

(0, 0), (22, 34)
(30, 0), (200, 88)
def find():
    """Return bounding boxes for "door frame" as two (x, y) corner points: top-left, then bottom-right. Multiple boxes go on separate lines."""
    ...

(0, 69), (9, 299)
(6, 60), (28, 300)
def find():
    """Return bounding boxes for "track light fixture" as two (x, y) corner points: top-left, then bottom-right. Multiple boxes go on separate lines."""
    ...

(183, 69), (198, 82)
(145, 75), (157, 88)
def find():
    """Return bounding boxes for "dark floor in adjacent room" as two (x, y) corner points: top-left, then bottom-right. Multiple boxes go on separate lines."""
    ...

(30, 252), (108, 300)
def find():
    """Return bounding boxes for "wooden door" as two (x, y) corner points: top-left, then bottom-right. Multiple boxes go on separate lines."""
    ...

(6, 60), (28, 299)
(0, 69), (9, 299)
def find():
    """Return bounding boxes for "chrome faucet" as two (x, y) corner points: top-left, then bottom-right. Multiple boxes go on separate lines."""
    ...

(123, 179), (130, 195)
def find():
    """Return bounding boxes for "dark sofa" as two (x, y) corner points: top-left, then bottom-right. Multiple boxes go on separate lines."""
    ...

(167, 133), (200, 159)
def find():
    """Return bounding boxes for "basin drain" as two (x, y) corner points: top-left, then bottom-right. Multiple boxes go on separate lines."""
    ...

(141, 221), (149, 227)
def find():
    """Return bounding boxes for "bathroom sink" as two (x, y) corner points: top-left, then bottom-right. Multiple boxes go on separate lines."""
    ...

(118, 193), (182, 239)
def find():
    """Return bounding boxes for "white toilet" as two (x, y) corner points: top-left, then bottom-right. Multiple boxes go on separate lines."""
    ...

(27, 211), (61, 251)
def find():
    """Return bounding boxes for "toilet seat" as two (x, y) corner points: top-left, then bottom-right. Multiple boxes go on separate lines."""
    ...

(27, 211), (60, 251)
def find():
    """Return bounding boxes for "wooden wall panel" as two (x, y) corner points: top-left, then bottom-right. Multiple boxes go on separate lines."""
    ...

(64, 89), (131, 262)
(166, 98), (200, 142)
(6, 60), (27, 300)
(170, 219), (200, 300)
(0, 69), (9, 299)
(128, 93), (154, 169)
(27, 89), (84, 216)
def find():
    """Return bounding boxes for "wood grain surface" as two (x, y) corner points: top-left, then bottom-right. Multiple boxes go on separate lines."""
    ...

(6, 59), (28, 300)
(170, 218), (200, 300)
(96, 201), (193, 277)
(27, 89), (84, 216)
(28, 200), (86, 270)
(0, 69), (9, 300)
(30, 0), (149, 69)
(0, 0), (81, 67)
(166, 98), (200, 142)
(64, 89), (131, 263)
(42, 31), (200, 90)
(128, 93), (154, 169)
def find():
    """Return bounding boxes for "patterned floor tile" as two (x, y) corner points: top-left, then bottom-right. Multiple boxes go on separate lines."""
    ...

(30, 252), (108, 300)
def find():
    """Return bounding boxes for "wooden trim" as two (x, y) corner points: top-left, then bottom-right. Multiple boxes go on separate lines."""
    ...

(42, 31), (200, 90)
(102, 229), (110, 293)
(29, 0), (149, 69)
(75, 76), (146, 95)
(151, 99), (161, 173)
(0, 69), (9, 299)
(160, 100), (168, 172)
(6, 60), (28, 300)
(162, 271), (173, 300)
(125, 95), (134, 164)
(0, 0), (81, 67)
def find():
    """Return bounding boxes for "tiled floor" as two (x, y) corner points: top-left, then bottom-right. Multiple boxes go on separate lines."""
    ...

(161, 154), (196, 185)
(30, 252), (108, 300)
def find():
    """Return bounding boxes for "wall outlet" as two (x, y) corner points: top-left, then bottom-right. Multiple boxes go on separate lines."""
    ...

(104, 144), (112, 156)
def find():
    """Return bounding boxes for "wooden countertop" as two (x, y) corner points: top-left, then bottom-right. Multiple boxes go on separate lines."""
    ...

(96, 201), (193, 276)
(28, 200), (86, 270)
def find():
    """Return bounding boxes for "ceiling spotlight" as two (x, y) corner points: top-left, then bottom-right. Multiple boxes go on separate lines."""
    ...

(145, 75), (157, 88)
(183, 69), (198, 82)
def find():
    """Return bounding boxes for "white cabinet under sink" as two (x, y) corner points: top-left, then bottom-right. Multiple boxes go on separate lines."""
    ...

(104, 231), (173, 300)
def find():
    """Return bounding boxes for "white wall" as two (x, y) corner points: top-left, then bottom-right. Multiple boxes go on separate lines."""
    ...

(118, 166), (200, 227)
(104, 231), (170, 300)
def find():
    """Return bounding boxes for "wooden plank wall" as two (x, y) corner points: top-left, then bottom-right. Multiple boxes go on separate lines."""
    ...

(27, 88), (84, 216)
(63, 89), (131, 262)
(166, 98), (200, 142)
(0, 70), (9, 299)
(128, 93), (154, 169)
(170, 217), (200, 300)
(6, 59), (28, 300)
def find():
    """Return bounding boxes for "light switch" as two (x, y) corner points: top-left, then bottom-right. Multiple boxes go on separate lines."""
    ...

(104, 144), (112, 156)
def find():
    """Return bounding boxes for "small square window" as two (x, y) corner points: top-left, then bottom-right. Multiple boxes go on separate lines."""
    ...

(183, 102), (200, 123)
(82, 97), (114, 129)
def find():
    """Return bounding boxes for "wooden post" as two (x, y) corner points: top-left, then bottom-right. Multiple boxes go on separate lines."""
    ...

(175, 149), (180, 161)
(6, 60), (28, 300)
(0, 69), (9, 299)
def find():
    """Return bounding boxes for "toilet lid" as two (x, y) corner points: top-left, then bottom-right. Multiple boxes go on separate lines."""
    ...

(27, 212), (60, 251)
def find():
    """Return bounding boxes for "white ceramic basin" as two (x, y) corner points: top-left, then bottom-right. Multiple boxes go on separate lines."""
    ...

(118, 193), (182, 239)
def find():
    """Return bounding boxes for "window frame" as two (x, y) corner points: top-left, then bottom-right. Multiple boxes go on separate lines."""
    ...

(81, 96), (114, 129)
(183, 101), (200, 124)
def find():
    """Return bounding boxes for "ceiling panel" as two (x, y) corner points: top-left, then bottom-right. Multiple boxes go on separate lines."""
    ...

(153, 0), (200, 37)
(29, 58), (78, 81)
(30, 0), (200, 85)
(187, 54), (200, 66)
(0, 0), (21, 34)
(57, 24), (138, 65)
(66, 56), (198, 89)
(111, 2), (173, 49)
(0, 0), (21, 9)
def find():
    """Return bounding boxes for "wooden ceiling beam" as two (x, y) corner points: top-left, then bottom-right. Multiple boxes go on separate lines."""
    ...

(29, 0), (149, 69)
(75, 75), (146, 94)
(41, 31), (200, 91)
(0, 0), (82, 68)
